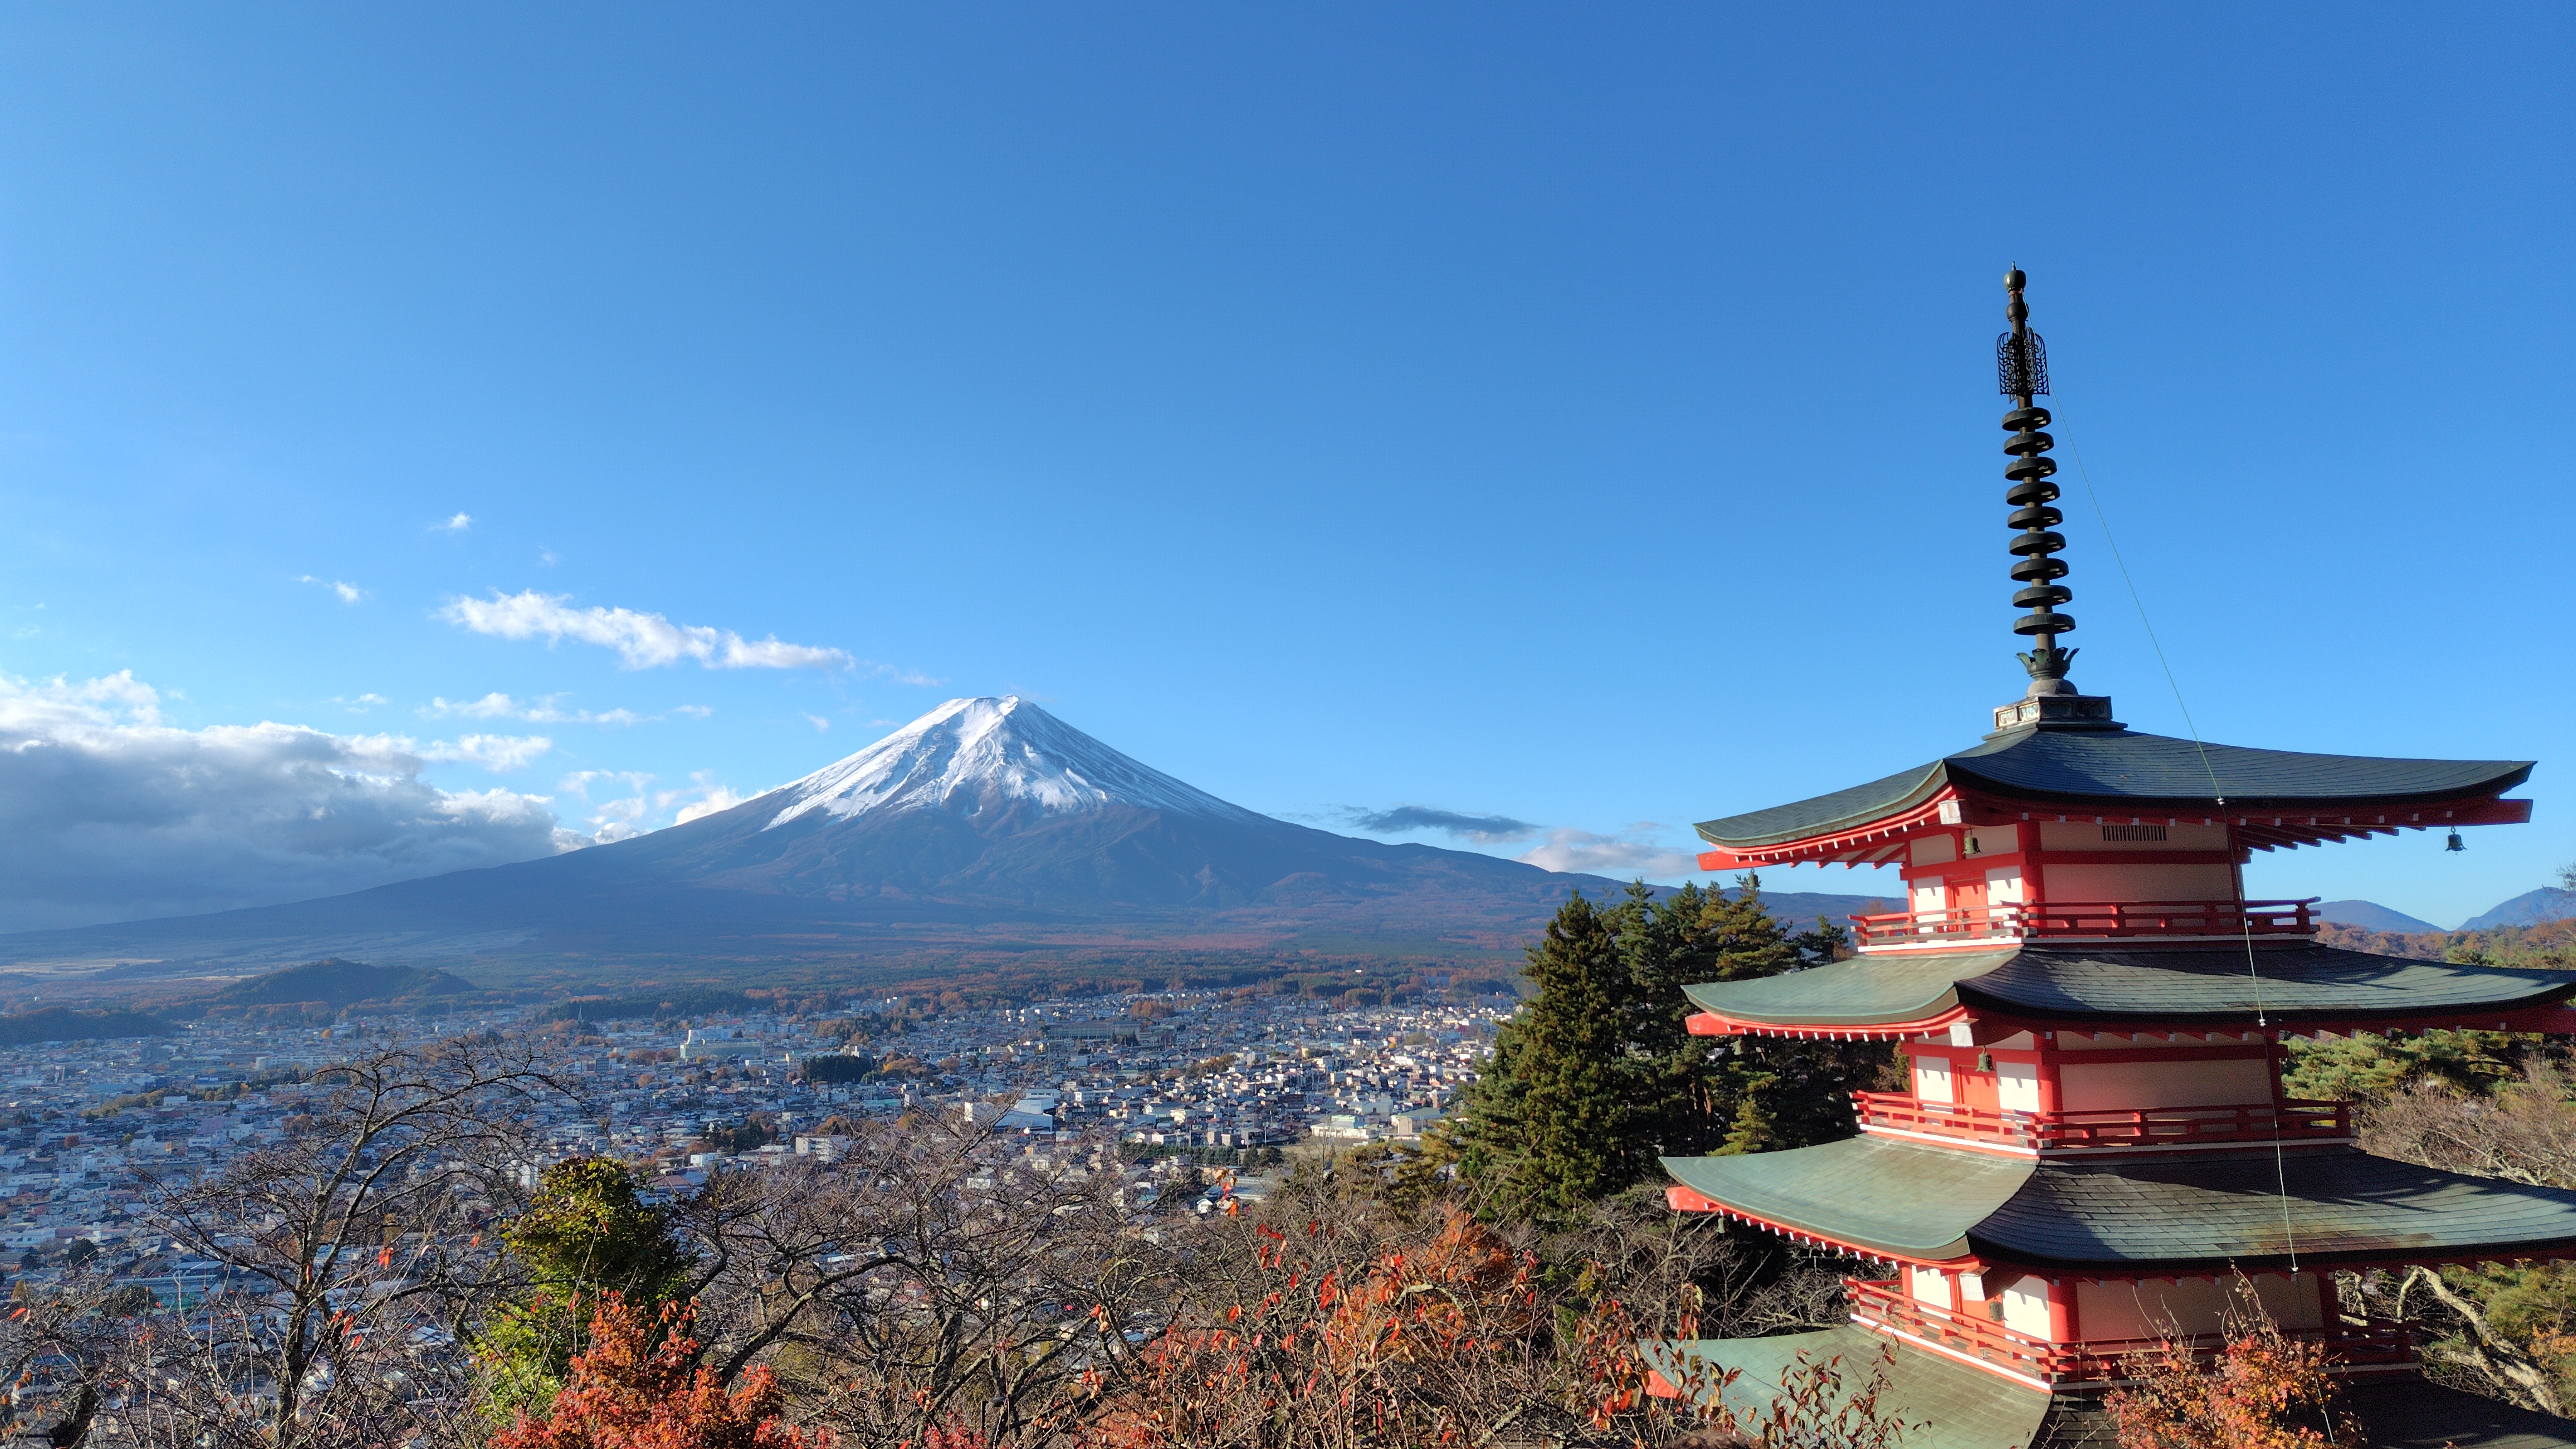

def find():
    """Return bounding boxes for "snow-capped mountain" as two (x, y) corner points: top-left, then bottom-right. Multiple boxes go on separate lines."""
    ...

(0, 697), (1882, 979)
(764, 697), (1268, 830)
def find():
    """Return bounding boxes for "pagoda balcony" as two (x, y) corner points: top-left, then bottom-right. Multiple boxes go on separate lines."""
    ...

(1849, 897), (2319, 949)
(1841, 1277), (2414, 1385)
(1851, 1091), (2355, 1153)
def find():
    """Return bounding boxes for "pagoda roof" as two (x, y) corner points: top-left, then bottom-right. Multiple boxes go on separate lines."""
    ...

(1646, 1331), (2576, 1448)
(1695, 724), (2533, 852)
(1679, 940), (2576, 1033)
(1643, 1327), (2051, 1449)
(1664, 1137), (2576, 1270)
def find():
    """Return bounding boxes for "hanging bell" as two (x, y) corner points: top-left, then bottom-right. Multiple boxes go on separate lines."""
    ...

(2445, 831), (2467, 853)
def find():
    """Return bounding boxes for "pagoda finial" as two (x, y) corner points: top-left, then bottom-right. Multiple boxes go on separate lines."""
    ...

(1987, 269), (2117, 733)
(2001, 267), (2074, 692)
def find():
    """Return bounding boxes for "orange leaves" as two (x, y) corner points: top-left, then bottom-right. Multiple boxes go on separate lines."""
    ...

(1077, 1204), (1618, 1448)
(493, 1293), (828, 1449)
(2103, 1305), (2357, 1449)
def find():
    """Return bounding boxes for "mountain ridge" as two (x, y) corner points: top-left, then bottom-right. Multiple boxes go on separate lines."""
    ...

(0, 697), (1886, 985)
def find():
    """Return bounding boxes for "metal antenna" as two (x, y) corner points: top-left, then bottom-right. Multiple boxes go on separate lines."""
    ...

(2000, 268), (2076, 695)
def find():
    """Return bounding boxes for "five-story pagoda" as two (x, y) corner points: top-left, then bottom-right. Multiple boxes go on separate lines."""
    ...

(1645, 271), (2576, 1449)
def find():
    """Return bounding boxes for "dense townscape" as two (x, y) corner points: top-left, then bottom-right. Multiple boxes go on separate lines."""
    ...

(0, 982), (1511, 1299)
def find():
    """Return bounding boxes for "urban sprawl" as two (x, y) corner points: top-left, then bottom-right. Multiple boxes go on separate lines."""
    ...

(0, 984), (1510, 1300)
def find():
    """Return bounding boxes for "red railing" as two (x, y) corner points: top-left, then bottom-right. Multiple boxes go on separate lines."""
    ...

(1850, 1092), (2353, 1151)
(1842, 1278), (2413, 1384)
(1851, 897), (2318, 947)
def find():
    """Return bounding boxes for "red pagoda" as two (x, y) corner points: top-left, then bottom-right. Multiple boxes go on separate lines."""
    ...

(1645, 271), (2576, 1448)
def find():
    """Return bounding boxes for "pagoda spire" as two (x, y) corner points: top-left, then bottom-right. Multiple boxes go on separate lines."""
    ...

(2001, 267), (2074, 689)
(1989, 269), (2114, 731)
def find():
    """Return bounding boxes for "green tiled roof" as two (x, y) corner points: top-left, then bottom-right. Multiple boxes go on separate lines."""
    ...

(1663, 1136), (2031, 1260)
(1650, 1333), (2576, 1448)
(1696, 727), (2534, 848)
(1985, 1148), (2576, 1269)
(1645, 1327), (2051, 1449)
(1665, 1138), (2576, 1270)
(1678, 941), (2576, 1029)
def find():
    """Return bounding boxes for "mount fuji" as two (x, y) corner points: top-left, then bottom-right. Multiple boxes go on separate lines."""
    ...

(0, 697), (1884, 986)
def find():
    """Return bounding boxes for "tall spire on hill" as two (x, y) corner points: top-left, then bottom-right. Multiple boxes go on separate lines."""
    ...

(1991, 267), (2115, 732)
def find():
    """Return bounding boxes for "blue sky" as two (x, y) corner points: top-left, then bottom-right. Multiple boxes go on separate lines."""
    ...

(0, 6), (2567, 931)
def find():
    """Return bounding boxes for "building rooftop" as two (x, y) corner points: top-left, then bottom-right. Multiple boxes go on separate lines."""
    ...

(1645, 1326), (2050, 1449)
(1665, 1138), (2576, 1270)
(1646, 1330), (2576, 1448)
(1694, 726), (2533, 853)
(1679, 941), (2576, 1032)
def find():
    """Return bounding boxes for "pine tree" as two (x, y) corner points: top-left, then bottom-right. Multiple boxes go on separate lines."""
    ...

(1451, 875), (1884, 1214)
(480, 1157), (699, 1417)
(1452, 892), (1640, 1215)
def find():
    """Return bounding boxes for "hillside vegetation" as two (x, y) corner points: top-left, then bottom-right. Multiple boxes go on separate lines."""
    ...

(0, 1005), (170, 1045)
(205, 958), (479, 1009)
(2318, 917), (2576, 967)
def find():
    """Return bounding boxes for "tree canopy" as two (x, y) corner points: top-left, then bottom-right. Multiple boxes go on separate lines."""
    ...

(1448, 877), (1888, 1218)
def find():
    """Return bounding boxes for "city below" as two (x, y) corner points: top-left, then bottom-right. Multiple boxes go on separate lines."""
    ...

(0, 982), (1509, 1300)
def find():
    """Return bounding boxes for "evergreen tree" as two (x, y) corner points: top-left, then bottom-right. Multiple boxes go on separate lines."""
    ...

(481, 1157), (699, 1417)
(1451, 875), (1885, 1215)
(1451, 892), (1640, 1215)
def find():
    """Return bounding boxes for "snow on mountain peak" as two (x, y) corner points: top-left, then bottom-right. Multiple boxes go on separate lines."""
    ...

(762, 696), (1267, 830)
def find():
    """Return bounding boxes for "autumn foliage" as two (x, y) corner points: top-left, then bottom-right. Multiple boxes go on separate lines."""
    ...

(2103, 1306), (2360, 1449)
(495, 1293), (826, 1449)
(1082, 1204), (1675, 1448)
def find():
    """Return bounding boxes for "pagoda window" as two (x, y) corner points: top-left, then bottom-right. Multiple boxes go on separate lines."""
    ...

(1996, 1060), (2042, 1113)
(2043, 859), (2237, 905)
(1984, 866), (2024, 905)
(1999, 1276), (2053, 1340)
(1909, 878), (1947, 918)
(1906, 1264), (1951, 1309)
(1909, 835), (1958, 867)
(1913, 1057), (1955, 1103)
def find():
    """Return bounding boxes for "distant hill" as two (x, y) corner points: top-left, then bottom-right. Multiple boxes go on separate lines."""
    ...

(0, 1006), (170, 1045)
(2463, 887), (2576, 931)
(541, 987), (757, 1023)
(208, 958), (479, 1009)
(2318, 900), (2443, 934)
(0, 697), (1889, 988)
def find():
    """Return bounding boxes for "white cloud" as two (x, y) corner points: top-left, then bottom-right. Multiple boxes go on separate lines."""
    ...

(1516, 824), (1702, 881)
(673, 704), (713, 719)
(330, 693), (389, 714)
(0, 670), (582, 933)
(297, 576), (369, 605)
(553, 769), (742, 841)
(424, 692), (527, 720)
(803, 713), (831, 732)
(673, 780), (747, 826)
(422, 692), (652, 726)
(418, 733), (554, 772)
(436, 591), (855, 672)
(556, 769), (657, 843)
(436, 513), (472, 533)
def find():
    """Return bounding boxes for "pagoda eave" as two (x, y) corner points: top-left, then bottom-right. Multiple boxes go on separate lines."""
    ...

(1685, 1000), (2576, 1041)
(1696, 790), (2533, 870)
(1663, 1138), (2576, 1277)
(1674, 940), (2576, 1038)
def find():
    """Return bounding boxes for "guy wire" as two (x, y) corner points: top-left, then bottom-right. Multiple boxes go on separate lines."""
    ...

(2060, 430), (2301, 1279)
